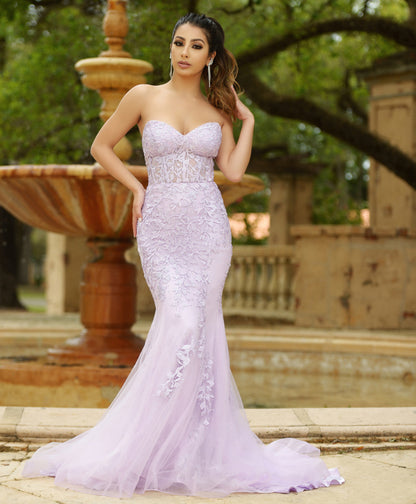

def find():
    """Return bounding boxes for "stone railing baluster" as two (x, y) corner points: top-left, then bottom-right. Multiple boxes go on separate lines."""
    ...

(223, 245), (295, 322)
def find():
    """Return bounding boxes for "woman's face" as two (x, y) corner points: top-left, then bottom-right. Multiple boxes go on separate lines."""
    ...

(171, 23), (214, 79)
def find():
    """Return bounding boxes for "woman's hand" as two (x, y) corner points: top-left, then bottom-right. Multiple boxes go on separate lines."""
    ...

(132, 185), (146, 237)
(231, 86), (254, 122)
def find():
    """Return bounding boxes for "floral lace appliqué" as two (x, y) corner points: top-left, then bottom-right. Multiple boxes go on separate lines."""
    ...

(197, 359), (214, 426)
(157, 343), (193, 398)
(137, 120), (232, 426)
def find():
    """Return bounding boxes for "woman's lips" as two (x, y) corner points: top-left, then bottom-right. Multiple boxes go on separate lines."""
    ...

(178, 61), (191, 69)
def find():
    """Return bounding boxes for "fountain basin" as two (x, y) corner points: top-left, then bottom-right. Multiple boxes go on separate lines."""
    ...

(0, 164), (146, 237)
(0, 164), (264, 365)
(0, 164), (263, 237)
(75, 58), (153, 91)
(0, 313), (415, 409)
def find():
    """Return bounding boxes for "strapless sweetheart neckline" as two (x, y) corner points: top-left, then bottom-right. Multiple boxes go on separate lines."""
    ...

(143, 119), (221, 137)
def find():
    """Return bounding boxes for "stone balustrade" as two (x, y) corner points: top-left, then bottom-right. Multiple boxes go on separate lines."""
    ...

(129, 244), (297, 321)
(51, 225), (416, 330)
(223, 245), (296, 321)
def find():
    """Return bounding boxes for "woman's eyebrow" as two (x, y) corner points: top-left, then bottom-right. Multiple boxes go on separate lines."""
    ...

(174, 35), (205, 44)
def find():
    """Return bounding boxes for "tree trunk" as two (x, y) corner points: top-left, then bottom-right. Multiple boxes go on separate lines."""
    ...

(0, 208), (24, 309)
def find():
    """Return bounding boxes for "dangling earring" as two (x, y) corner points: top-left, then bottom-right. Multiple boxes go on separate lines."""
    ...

(169, 53), (173, 79)
(207, 59), (213, 88)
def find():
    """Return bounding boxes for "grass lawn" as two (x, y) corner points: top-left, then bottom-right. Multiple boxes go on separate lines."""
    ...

(17, 285), (46, 313)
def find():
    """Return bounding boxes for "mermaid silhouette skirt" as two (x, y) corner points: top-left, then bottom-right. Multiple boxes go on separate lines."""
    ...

(22, 120), (344, 497)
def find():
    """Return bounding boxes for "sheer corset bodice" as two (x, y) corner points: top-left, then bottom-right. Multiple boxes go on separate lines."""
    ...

(142, 120), (222, 184)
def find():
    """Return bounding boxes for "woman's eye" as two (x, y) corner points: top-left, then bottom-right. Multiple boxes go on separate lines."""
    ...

(174, 41), (183, 46)
(193, 44), (202, 50)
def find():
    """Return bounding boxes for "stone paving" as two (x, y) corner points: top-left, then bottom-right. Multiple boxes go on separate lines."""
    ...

(1, 312), (415, 502)
(0, 406), (415, 503)
(0, 449), (415, 503)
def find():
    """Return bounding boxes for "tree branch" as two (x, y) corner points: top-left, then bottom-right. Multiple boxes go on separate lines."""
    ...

(280, 0), (294, 20)
(406, 0), (416, 26)
(336, 70), (368, 123)
(249, 154), (325, 175)
(239, 69), (416, 190)
(238, 16), (416, 67)
(187, 0), (199, 13)
(361, 0), (372, 16)
(0, 37), (6, 73)
(252, 143), (290, 156)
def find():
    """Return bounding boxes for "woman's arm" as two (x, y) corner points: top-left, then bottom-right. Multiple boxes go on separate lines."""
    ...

(90, 85), (147, 236)
(215, 89), (255, 183)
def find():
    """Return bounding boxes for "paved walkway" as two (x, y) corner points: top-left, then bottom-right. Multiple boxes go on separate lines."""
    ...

(1, 450), (415, 503)
(1, 312), (415, 501)
(0, 406), (415, 503)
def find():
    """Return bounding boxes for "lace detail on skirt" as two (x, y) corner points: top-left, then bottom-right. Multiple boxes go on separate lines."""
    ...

(157, 343), (193, 398)
(136, 182), (230, 308)
(197, 358), (214, 425)
(139, 180), (230, 420)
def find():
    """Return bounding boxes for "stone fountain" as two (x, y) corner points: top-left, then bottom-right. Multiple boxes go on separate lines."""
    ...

(0, 1), (264, 369)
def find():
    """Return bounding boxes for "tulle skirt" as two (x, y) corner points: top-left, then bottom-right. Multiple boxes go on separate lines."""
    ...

(22, 181), (344, 497)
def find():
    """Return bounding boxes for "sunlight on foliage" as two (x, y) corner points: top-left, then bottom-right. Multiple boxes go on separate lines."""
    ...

(0, 0), (411, 225)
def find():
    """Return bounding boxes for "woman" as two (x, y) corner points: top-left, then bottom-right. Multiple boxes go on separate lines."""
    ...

(23, 13), (344, 497)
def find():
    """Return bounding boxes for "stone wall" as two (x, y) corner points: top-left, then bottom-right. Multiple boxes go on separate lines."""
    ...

(45, 234), (89, 314)
(291, 225), (416, 329)
(45, 226), (416, 330)
(365, 63), (416, 230)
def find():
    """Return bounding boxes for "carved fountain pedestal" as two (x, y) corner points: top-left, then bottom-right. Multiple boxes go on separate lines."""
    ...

(49, 239), (142, 365)
(0, 163), (151, 365)
(0, 0), (264, 406)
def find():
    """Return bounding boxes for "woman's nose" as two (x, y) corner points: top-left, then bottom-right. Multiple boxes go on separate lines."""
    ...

(181, 45), (189, 57)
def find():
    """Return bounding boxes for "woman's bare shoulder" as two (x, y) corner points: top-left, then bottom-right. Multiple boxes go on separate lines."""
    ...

(128, 83), (171, 109)
(123, 85), (168, 117)
(127, 84), (157, 98)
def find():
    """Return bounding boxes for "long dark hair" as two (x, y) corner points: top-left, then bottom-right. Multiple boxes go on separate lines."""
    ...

(172, 13), (239, 121)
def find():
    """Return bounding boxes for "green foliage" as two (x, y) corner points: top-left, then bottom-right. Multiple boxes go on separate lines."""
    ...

(227, 173), (269, 244)
(227, 173), (270, 214)
(312, 165), (366, 225)
(28, 227), (46, 286)
(0, 5), (103, 164)
(0, 0), (411, 223)
(231, 225), (268, 246)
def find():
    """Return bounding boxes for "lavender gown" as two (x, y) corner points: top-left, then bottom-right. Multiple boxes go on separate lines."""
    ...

(22, 120), (344, 497)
